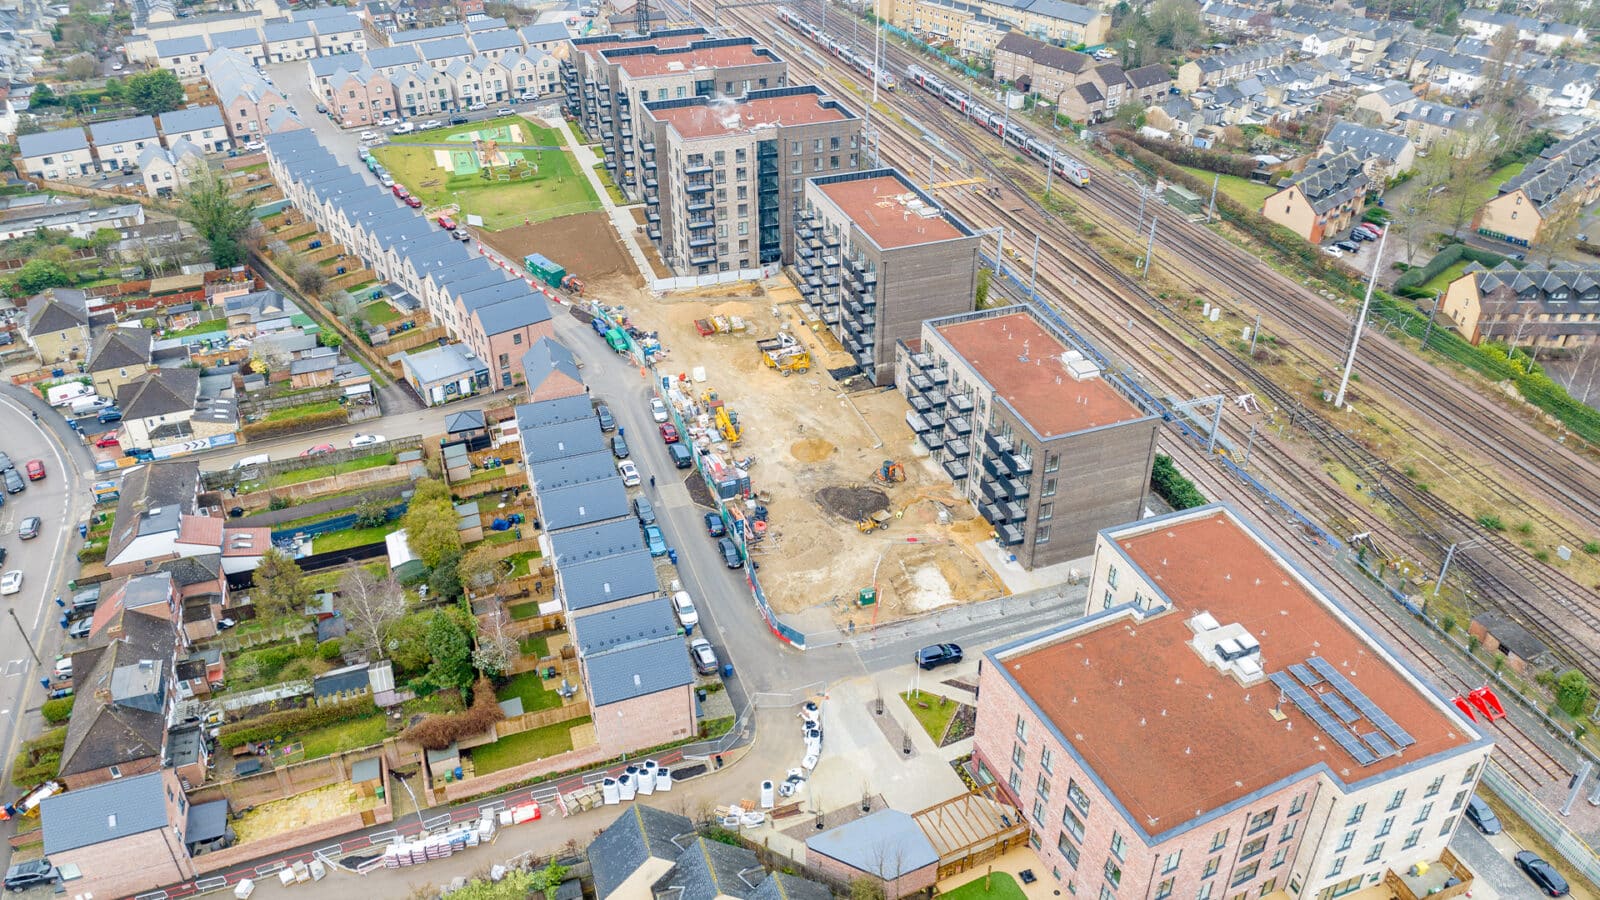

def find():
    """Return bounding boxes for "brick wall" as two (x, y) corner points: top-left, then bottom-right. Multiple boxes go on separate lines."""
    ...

(54, 827), (196, 899)
(804, 849), (937, 898)
(592, 684), (696, 756)
(441, 742), (610, 802)
(60, 754), (162, 790)
(192, 803), (393, 874)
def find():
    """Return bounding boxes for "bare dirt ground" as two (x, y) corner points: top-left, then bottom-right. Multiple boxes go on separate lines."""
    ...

(232, 783), (382, 844)
(480, 211), (636, 284)
(590, 273), (1006, 626)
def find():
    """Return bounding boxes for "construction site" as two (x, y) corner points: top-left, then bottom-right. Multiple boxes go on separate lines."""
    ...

(586, 271), (1006, 628)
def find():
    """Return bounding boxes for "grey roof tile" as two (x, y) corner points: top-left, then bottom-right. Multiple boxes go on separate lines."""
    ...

(17, 127), (91, 157)
(534, 478), (631, 532)
(653, 836), (764, 900)
(583, 633), (694, 705)
(42, 771), (172, 854)
(587, 806), (695, 899)
(550, 518), (647, 567)
(559, 549), (659, 610)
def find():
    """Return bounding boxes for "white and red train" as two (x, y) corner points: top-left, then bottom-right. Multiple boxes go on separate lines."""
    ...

(776, 6), (897, 91)
(905, 63), (1091, 188)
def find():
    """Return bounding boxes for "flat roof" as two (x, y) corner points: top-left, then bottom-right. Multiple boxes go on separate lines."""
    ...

(613, 44), (772, 77)
(934, 309), (1143, 437)
(579, 30), (702, 61)
(817, 173), (967, 249)
(1000, 508), (1474, 832)
(653, 94), (848, 139)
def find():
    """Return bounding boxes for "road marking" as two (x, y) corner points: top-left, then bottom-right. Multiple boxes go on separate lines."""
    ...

(3, 659), (23, 677)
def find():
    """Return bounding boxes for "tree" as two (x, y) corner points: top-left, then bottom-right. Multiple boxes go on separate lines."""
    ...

(1556, 669), (1590, 717)
(29, 84), (57, 107)
(125, 70), (185, 115)
(252, 548), (311, 620)
(6, 258), (71, 297)
(457, 543), (507, 595)
(402, 478), (461, 569)
(353, 496), (389, 529)
(471, 608), (519, 676)
(177, 168), (255, 268)
(293, 260), (327, 297)
(1534, 192), (1586, 264)
(320, 330), (343, 349)
(63, 54), (98, 80)
(423, 610), (474, 694)
(338, 566), (408, 660)
(428, 549), (463, 602)
(385, 611), (433, 676)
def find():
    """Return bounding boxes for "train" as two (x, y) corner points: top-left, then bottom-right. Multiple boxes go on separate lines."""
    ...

(776, 7), (897, 91)
(905, 64), (1091, 188)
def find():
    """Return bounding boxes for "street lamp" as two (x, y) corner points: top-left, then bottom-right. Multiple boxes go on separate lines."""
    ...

(7, 606), (40, 665)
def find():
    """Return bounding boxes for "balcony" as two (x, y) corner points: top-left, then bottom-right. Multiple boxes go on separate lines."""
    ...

(925, 388), (946, 408)
(685, 179), (712, 194)
(596, 82), (609, 93)
(997, 523), (1025, 546)
(686, 199), (713, 214)
(918, 430), (944, 451)
(945, 415), (971, 437)
(986, 433), (1014, 456)
(642, 141), (656, 154)
(689, 236), (715, 248)
(685, 162), (713, 175)
(907, 373), (933, 394)
(905, 410), (933, 435)
(645, 208), (659, 224)
(1011, 454), (1033, 476)
(983, 454), (1013, 480)
(907, 393), (932, 415)
(949, 394), (973, 414)
(603, 159), (616, 171)
(945, 437), (970, 459)
(687, 217), (713, 230)
(644, 177), (658, 191)
(690, 253), (717, 266)
(929, 368), (949, 386)
(942, 458), (968, 480)
(1008, 477), (1030, 499)
(647, 227), (661, 241)
(645, 193), (659, 207)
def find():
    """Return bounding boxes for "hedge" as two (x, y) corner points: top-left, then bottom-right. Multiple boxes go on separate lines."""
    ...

(218, 696), (378, 749)
(40, 696), (74, 724)
(1393, 242), (1511, 297)
(1151, 454), (1208, 510)
(402, 676), (505, 750)
(240, 407), (349, 441)
(1118, 129), (1260, 178)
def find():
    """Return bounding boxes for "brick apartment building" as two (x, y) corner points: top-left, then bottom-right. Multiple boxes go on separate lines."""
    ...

(796, 168), (979, 384)
(563, 27), (708, 153)
(897, 304), (1159, 567)
(1261, 152), (1370, 245)
(973, 504), (1492, 900)
(640, 86), (862, 275)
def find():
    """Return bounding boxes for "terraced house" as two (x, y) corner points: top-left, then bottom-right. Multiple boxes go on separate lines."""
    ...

(1176, 42), (1290, 93)
(884, 0), (1109, 52)
(1440, 260), (1600, 348)
(1475, 127), (1600, 248)
(1261, 151), (1370, 245)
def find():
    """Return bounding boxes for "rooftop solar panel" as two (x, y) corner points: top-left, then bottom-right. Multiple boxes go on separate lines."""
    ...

(1271, 672), (1378, 766)
(1321, 692), (1359, 724)
(1363, 731), (1397, 758)
(1289, 663), (1321, 686)
(1309, 657), (1417, 749)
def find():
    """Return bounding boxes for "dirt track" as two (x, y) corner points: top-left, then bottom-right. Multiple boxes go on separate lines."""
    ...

(480, 211), (636, 284)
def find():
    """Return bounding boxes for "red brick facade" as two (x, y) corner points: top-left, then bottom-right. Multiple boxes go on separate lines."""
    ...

(591, 684), (696, 755)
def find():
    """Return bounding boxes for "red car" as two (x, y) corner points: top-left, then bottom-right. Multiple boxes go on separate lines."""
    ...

(437, 215), (457, 230)
(24, 459), (43, 480)
(405, 195), (422, 208)
(300, 444), (336, 457)
(94, 433), (120, 448)
(391, 184), (406, 198)
(659, 423), (679, 443)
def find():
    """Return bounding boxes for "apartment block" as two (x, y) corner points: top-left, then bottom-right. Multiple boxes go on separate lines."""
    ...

(1261, 152), (1370, 245)
(797, 168), (979, 384)
(973, 504), (1492, 900)
(897, 305), (1158, 567)
(885, 0), (1109, 51)
(1475, 126), (1600, 248)
(562, 28), (707, 168)
(641, 86), (862, 275)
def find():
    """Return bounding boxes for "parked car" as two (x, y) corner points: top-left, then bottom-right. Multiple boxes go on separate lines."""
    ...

(349, 433), (385, 448)
(1464, 796), (1501, 835)
(617, 459), (641, 487)
(19, 516), (39, 540)
(315, 103), (328, 114)
(467, 101), (487, 112)
(650, 397), (670, 423)
(689, 638), (718, 675)
(595, 403), (616, 432)
(1348, 228), (1371, 242)
(94, 433), (120, 448)
(4, 860), (56, 892)
(1358, 222), (1383, 238)
(915, 643), (964, 669)
(659, 422), (679, 443)
(704, 512), (725, 537)
(717, 536), (741, 568)
(1334, 240), (1361, 254)
(4, 469), (24, 494)
(1321, 245), (1343, 258)
(495, 107), (514, 116)
(611, 433), (630, 459)
(643, 523), (667, 556)
(668, 443), (694, 469)
(359, 130), (380, 142)
(392, 122), (416, 134)
(391, 184), (408, 198)
(379, 116), (397, 126)
(453, 229), (471, 241)
(96, 407), (122, 423)
(0, 452), (15, 470)
(405, 196), (422, 208)
(301, 444), (336, 456)
(672, 590), (699, 628)
(0, 570), (22, 595)
(437, 215), (457, 230)
(378, 174), (395, 188)
(23, 460), (43, 481)
(633, 495), (656, 526)
(421, 119), (443, 130)
(1514, 852), (1569, 897)
(450, 115), (469, 125)
(66, 617), (92, 639)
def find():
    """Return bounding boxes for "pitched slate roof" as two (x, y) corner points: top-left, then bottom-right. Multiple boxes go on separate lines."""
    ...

(26, 287), (88, 333)
(994, 31), (1093, 75)
(41, 771), (172, 854)
(90, 115), (159, 146)
(1321, 120), (1411, 164)
(806, 809), (940, 877)
(520, 22), (569, 44)
(160, 105), (226, 134)
(559, 550), (660, 611)
(155, 35), (211, 56)
(588, 806), (694, 900)
(106, 459), (200, 564)
(653, 836), (765, 900)
(420, 36), (472, 60)
(118, 368), (199, 419)
(571, 596), (679, 656)
(1472, 260), (1600, 312)
(536, 479), (632, 532)
(88, 326), (153, 373)
(59, 612), (175, 780)
(157, 553), (223, 588)
(521, 417), (607, 463)
(17, 127), (91, 158)
(1283, 151), (1370, 213)
(525, 450), (617, 492)
(748, 873), (834, 900)
(1498, 126), (1600, 212)
(1124, 64), (1171, 90)
(521, 337), (582, 392)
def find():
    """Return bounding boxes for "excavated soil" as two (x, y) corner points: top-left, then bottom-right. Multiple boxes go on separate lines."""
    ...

(814, 485), (891, 522)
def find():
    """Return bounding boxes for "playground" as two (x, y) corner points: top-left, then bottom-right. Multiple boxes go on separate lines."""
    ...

(372, 115), (601, 230)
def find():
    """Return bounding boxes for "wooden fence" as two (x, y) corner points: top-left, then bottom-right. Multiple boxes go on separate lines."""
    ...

(494, 701), (589, 738)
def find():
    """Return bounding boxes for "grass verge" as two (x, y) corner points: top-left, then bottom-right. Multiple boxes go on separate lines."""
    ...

(471, 717), (590, 774)
(268, 452), (397, 488)
(941, 873), (1027, 900)
(899, 690), (959, 743)
(299, 714), (389, 759)
(496, 671), (564, 712)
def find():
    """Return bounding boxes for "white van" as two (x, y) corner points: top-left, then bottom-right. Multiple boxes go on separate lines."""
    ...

(46, 382), (93, 408)
(53, 657), (72, 680)
(233, 454), (271, 469)
(69, 395), (110, 415)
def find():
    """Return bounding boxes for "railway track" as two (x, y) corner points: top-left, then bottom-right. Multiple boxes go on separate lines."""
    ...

(755, 1), (1600, 680)
(729, 1), (1580, 790)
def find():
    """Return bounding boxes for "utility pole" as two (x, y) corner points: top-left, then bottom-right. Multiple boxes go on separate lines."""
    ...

(1029, 233), (1041, 294)
(1334, 229), (1388, 409)
(1207, 173), (1219, 223)
(1141, 215), (1158, 282)
(1432, 538), (1484, 596)
(8, 606), (40, 665)
(1249, 313), (1262, 356)
(1242, 423), (1259, 470)
(1135, 183), (1147, 233)
(1045, 144), (1055, 197)
(994, 226), (1006, 282)
(1421, 291), (1441, 347)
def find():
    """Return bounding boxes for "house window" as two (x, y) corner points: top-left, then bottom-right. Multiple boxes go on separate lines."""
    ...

(1067, 780), (1091, 815)
(1032, 799), (1047, 827)
(1062, 806), (1086, 842)
(1387, 790), (1405, 811)
(1013, 742), (1026, 767)
(1425, 776), (1444, 798)
(1197, 885), (1213, 900)
(1414, 803), (1433, 824)
(1037, 773), (1051, 803)
(1230, 862), (1258, 887)
(1041, 746), (1054, 775)
(110, 766), (122, 778)
(513, 334), (523, 345)
(1009, 769), (1022, 793)
(1279, 820), (1297, 843)
(1162, 852), (1181, 874)
(1336, 831), (1353, 853)
(1058, 832), (1081, 868)
(1327, 857), (1345, 878)
(1376, 817), (1393, 838)
(1403, 829), (1422, 850)
(1202, 857), (1219, 879)
(1271, 847), (1288, 869)
(1110, 832), (1125, 862)
(1346, 803), (1366, 826)
(1247, 808), (1277, 833)
(1239, 837), (1266, 861)
(1449, 790), (1467, 812)
(1103, 859), (1121, 888)
(1036, 525), (1052, 544)
(1210, 829), (1229, 852)
(1155, 879), (1173, 900)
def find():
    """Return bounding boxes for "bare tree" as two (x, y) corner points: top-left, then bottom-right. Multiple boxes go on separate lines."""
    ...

(458, 543), (509, 598)
(339, 566), (408, 660)
(472, 608), (520, 676)
(1534, 192), (1586, 264)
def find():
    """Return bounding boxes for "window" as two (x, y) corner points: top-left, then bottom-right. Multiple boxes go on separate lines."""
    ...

(1336, 831), (1353, 853)
(1202, 857), (1219, 879)
(1068, 780), (1091, 815)
(1016, 715), (1029, 743)
(1103, 859), (1121, 888)
(1425, 776), (1443, 798)
(1279, 820), (1297, 843)
(1230, 862), (1258, 888)
(1327, 857), (1345, 878)
(110, 766), (122, 778)
(1461, 763), (1479, 784)
(1058, 832), (1081, 868)
(1365, 842), (1385, 864)
(1210, 829), (1229, 852)
(1036, 525), (1052, 545)
(1345, 803), (1366, 826)
(1033, 799), (1048, 826)
(1043, 476), (1057, 497)
(1438, 819), (1455, 838)
(1062, 806), (1085, 842)
(513, 334), (522, 345)
(1387, 790), (1406, 812)
(1107, 565), (1119, 588)
(1414, 802), (1433, 824)
(1403, 828), (1421, 850)
(1376, 817), (1393, 838)
(1271, 847), (1288, 869)
(1037, 773), (1052, 803)
(1046, 452), (1060, 472)
(1009, 769), (1022, 793)
(1239, 837), (1266, 861)
(1155, 880), (1174, 900)
(1099, 888), (1114, 900)
(1040, 502), (1054, 521)
(1257, 879), (1276, 897)
(1449, 790), (1467, 812)
(1041, 746), (1054, 775)
(1197, 884), (1213, 900)
(1247, 808), (1277, 834)
(1110, 832), (1125, 862)
(1162, 851), (1181, 874)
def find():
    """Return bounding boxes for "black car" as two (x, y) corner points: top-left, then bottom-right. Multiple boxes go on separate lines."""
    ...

(1514, 852), (1569, 897)
(0, 452), (13, 471)
(1464, 796), (1501, 835)
(4, 860), (57, 892)
(1349, 228), (1372, 241)
(704, 512), (726, 537)
(717, 537), (742, 568)
(1334, 240), (1361, 254)
(450, 115), (469, 125)
(634, 495), (657, 526)
(612, 433), (630, 459)
(668, 442), (694, 469)
(915, 643), (964, 669)
(595, 403), (616, 432)
(3, 469), (23, 494)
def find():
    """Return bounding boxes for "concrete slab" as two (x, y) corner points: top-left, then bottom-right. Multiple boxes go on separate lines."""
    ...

(975, 540), (1091, 595)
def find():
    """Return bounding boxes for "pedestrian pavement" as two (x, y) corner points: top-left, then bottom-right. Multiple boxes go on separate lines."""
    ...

(546, 115), (655, 282)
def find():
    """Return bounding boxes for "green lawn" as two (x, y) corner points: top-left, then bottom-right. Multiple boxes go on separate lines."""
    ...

(361, 301), (401, 326)
(505, 549), (541, 578)
(496, 672), (564, 712)
(471, 716), (590, 774)
(941, 873), (1027, 900)
(508, 602), (540, 621)
(262, 399), (343, 424)
(268, 452), (397, 488)
(1462, 161), (1526, 211)
(314, 524), (392, 553)
(592, 162), (626, 205)
(1179, 166), (1277, 209)
(373, 116), (600, 230)
(1420, 259), (1470, 294)
(518, 634), (549, 658)
(169, 318), (229, 339)
(299, 714), (390, 759)
(899, 690), (959, 743)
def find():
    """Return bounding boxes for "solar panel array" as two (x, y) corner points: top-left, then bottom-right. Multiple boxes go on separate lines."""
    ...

(1289, 663), (1321, 686)
(1363, 732), (1397, 758)
(1308, 656), (1417, 749)
(1269, 672), (1378, 766)
(1321, 692), (1359, 724)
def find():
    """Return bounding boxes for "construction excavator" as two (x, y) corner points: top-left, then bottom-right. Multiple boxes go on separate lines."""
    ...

(702, 390), (742, 444)
(871, 459), (905, 485)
